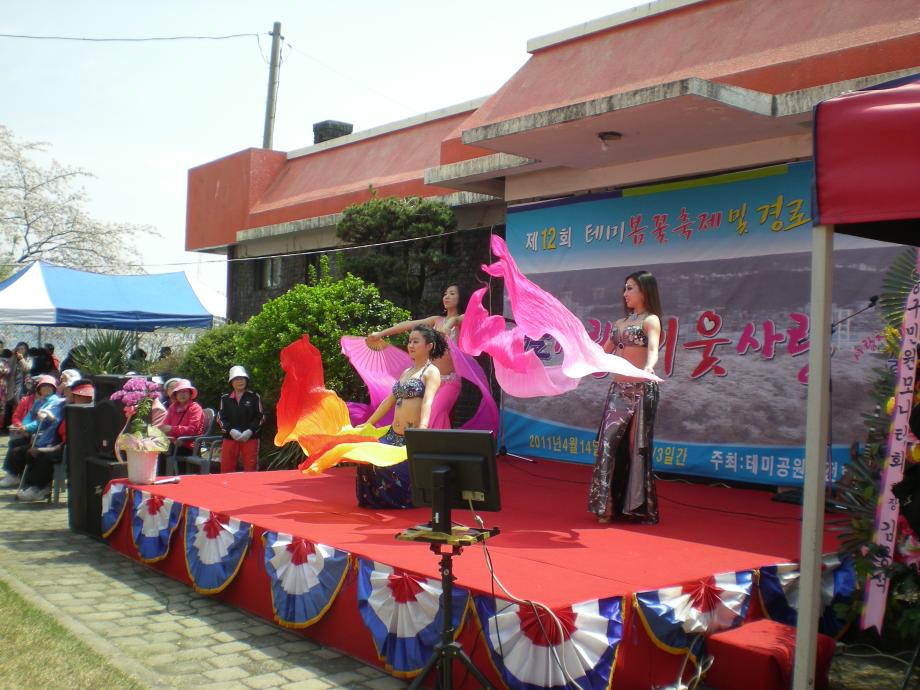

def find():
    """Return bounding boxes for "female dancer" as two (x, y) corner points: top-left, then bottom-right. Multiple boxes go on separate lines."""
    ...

(348, 283), (497, 433)
(366, 284), (464, 428)
(357, 325), (446, 508)
(588, 270), (663, 525)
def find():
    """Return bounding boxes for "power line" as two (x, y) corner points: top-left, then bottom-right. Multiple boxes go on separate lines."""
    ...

(0, 226), (470, 271)
(0, 32), (261, 42)
(284, 40), (417, 113)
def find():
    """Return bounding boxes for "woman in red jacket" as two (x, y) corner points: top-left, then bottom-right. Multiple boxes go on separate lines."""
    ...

(159, 379), (205, 457)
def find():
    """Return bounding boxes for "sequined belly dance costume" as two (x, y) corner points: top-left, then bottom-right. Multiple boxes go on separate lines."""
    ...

(356, 364), (431, 509)
(587, 316), (660, 524)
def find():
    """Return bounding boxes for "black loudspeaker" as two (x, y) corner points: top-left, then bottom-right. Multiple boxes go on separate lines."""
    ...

(893, 463), (920, 536)
(90, 375), (130, 404)
(66, 402), (129, 539)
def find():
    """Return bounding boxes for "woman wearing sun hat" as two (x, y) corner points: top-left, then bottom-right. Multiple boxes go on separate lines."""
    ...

(1, 375), (64, 493)
(159, 379), (205, 456)
(217, 365), (265, 473)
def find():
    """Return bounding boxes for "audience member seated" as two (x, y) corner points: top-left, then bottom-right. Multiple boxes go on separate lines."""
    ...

(1, 375), (63, 495)
(159, 379), (205, 459)
(16, 380), (92, 502)
(0, 376), (37, 486)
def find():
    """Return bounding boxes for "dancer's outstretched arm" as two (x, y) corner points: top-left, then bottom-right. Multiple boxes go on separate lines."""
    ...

(368, 315), (438, 343)
(366, 393), (396, 427)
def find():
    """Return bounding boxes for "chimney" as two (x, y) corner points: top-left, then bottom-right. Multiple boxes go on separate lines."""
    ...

(313, 120), (354, 144)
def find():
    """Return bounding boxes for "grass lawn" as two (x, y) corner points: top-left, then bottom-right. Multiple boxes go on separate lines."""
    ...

(0, 579), (144, 689)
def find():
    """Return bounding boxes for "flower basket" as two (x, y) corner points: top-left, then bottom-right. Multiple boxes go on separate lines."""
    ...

(111, 378), (170, 483)
(126, 449), (159, 484)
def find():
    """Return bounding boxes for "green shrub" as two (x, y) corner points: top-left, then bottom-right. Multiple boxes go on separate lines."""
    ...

(177, 322), (247, 409)
(240, 256), (409, 407)
(74, 331), (134, 375)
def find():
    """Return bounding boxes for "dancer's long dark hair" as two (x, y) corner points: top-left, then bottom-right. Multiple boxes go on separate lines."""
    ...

(622, 270), (663, 319)
(411, 325), (448, 360)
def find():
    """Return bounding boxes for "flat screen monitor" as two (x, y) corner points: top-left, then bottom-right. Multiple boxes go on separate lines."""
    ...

(405, 429), (501, 516)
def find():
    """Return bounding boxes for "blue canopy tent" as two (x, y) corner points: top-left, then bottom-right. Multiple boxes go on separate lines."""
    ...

(0, 262), (216, 331)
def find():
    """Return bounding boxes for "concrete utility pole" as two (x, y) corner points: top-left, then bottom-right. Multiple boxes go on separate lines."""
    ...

(262, 21), (282, 149)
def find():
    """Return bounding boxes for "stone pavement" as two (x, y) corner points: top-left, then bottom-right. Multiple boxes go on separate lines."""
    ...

(0, 435), (407, 690)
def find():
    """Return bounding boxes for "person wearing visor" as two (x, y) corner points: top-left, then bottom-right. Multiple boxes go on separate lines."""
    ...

(217, 366), (265, 473)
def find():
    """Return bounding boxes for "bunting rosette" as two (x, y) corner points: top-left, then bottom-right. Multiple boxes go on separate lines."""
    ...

(758, 555), (856, 637)
(635, 571), (753, 654)
(472, 595), (623, 690)
(357, 559), (469, 677)
(183, 507), (252, 594)
(131, 490), (183, 563)
(262, 532), (351, 628)
(101, 481), (129, 539)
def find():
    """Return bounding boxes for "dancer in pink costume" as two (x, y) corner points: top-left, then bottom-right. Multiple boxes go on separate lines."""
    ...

(341, 283), (498, 433)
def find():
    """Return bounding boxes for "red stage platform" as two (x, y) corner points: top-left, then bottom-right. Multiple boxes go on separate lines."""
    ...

(103, 460), (843, 689)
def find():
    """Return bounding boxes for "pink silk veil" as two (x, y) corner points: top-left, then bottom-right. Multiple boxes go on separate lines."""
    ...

(458, 235), (660, 398)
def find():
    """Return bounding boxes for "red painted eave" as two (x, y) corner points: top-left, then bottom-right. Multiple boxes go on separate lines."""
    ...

(440, 0), (920, 157)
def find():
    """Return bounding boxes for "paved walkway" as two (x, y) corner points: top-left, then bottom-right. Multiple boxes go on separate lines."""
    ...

(0, 436), (406, 690)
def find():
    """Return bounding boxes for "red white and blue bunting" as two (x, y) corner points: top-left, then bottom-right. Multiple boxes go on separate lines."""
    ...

(635, 570), (753, 654)
(131, 490), (183, 563)
(101, 481), (129, 539)
(357, 559), (469, 678)
(183, 507), (252, 594)
(758, 555), (856, 638)
(473, 595), (623, 690)
(262, 531), (351, 629)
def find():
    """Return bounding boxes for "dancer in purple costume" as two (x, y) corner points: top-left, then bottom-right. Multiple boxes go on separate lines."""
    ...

(587, 270), (663, 525)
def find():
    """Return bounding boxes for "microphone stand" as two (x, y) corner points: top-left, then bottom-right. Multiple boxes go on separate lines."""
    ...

(774, 296), (878, 505)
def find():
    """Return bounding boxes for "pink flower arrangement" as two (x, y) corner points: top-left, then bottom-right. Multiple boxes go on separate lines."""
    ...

(111, 377), (169, 453)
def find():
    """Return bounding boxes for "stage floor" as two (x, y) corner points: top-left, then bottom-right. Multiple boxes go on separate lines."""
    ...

(119, 458), (832, 608)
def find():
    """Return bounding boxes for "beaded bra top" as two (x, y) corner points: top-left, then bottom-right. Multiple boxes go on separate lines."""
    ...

(610, 313), (650, 350)
(392, 362), (431, 406)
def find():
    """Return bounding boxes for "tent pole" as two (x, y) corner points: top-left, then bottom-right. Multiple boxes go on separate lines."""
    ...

(793, 223), (834, 690)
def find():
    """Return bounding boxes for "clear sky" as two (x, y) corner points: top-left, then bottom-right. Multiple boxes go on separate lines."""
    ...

(1, 0), (643, 309)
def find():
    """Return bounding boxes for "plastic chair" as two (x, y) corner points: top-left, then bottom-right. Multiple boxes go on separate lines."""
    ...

(165, 408), (223, 475)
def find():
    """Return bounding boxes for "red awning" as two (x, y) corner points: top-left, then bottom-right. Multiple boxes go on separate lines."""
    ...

(815, 74), (920, 227)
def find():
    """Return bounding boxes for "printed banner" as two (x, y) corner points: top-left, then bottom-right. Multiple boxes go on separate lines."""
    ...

(504, 162), (905, 486)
